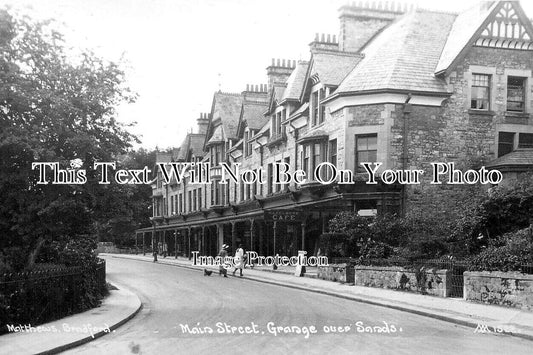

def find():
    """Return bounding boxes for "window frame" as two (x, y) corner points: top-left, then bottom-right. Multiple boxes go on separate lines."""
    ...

(355, 134), (378, 173)
(498, 131), (515, 157)
(470, 73), (491, 111)
(506, 76), (526, 113)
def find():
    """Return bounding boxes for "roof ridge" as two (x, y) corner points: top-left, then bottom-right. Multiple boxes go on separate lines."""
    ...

(312, 48), (362, 57)
(216, 91), (242, 97)
(415, 7), (458, 16)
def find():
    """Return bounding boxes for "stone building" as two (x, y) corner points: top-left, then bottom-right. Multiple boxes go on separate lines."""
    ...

(137, 1), (533, 258)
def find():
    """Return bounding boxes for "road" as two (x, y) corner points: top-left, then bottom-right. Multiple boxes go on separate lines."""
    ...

(65, 256), (533, 355)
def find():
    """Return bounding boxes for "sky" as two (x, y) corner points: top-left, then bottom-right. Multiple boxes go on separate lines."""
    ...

(2, 0), (533, 150)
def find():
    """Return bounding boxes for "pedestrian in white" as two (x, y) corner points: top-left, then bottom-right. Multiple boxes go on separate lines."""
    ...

(232, 244), (244, 277)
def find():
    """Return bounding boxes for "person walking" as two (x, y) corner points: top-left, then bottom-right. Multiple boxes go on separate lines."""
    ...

(232, 244), (244, 277)
(218, 244), (229, 277)
(162, 242), (168, 258)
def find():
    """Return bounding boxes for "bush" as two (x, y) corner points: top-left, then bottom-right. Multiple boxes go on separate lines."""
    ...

(466, 228), (533, 272)
(358, 240), (393, 260)
(37, 235), (99, 268)
(317, 233), (357, 258)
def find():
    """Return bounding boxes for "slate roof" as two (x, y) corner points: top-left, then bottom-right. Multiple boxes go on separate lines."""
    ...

(273, 85), (286, 103)
(337, 9), (456, 94)
(176, 134), (204, 161)
(310, 52), (361, 87)
(486, 149), (533, 168)
(296, 129), (329, 144)
(207, 125), (224, 145)
(287, 102), (309, 120)
(189, 134), (205, 157)
(177, 137), (190, 161)
(211, 92), (243, 139)
(282, 61), (309, 101)
(242, 101), (269, 130)
(435, 2), (496, 74)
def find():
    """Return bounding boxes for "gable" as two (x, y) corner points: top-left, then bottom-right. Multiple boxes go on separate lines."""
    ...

(475, 1), (533, 48)
(436, 1), (533, 76)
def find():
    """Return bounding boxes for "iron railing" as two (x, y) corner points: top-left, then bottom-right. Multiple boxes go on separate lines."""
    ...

(0, 259), (106, 334)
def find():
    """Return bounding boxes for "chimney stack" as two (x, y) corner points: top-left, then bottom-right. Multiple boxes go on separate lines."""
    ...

(197, 113), (209, 135)
(338, 1), (406, 52)
(242, 83), (268, 101)
(310, 32), (339, 53)
(266, 58), (296, 91)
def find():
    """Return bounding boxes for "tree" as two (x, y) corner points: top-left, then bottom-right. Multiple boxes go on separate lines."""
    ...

(93, 148), (156, 246)
(0, 9), (137, 271)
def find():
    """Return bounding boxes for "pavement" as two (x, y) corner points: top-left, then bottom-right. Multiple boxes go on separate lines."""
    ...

(0, 282), (141, 355)
(106, 253), (533, 342)
(66, 256), (533, 354)
(2, 252), (533, 354)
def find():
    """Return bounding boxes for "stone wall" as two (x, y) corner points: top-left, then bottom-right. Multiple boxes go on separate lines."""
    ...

(464, 271), (533, 310)
(354, 266), (452, 297)
(317, 263), (355, 284)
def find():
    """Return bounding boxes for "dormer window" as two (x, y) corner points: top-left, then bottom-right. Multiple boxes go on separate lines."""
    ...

(311, 88), (326, 125)
(245, 130), (254, 157)
(210, 144), (224, 166)
(270, 110), (286, 141)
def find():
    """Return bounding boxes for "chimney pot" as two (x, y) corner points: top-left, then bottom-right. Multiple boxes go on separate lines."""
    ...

(271, 58), (275, 66)
(315, 33), (319, 41)
(282, 59), (286, 67)
(276, 58), (281, 66)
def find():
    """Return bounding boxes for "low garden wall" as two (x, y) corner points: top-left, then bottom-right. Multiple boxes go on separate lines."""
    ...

(317, 263), (355, 284)
(354, 266), (452, 297)
(464, 271), (533, 310)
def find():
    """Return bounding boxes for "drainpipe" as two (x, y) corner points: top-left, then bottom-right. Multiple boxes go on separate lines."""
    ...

(402, 94), (412, 217)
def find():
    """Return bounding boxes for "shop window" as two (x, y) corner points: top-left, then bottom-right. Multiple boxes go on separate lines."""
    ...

(498, 132), (515, 157)
(518, 133), (533, 148)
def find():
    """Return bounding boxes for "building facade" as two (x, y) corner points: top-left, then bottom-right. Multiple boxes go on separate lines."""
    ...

(137, 1), (533, 258)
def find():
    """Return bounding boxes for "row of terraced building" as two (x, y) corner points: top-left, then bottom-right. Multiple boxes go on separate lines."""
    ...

(136, 1), (533, 258)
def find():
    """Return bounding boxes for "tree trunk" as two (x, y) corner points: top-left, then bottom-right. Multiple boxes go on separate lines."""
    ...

(25, 237), (45, 270)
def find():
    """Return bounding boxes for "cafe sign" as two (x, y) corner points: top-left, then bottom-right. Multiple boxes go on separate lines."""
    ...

(264, 210), (303, 222)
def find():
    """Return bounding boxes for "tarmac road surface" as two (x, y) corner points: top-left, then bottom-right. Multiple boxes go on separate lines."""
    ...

(65, 256), (533, 355)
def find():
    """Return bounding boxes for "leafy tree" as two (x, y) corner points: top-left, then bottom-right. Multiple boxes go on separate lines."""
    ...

(94, 148), (156, 246)
(0, 9), (137, 270)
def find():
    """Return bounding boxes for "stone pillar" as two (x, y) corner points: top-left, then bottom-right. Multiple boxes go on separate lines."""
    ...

(151, 224), (155, 251)
(249, 219), (255, 252)
(273, 221), (277, 255)
(217, 224), (224, 251)
(231, 221), (237, 252)
(301, 221), (306, 251)
(202, 226), (206, 255)
(174, 229), (178, 259)
(258, 222), (264, 255)
(187, 227), (192, 260)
